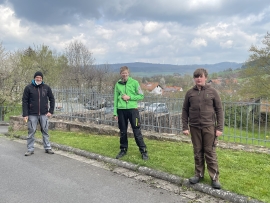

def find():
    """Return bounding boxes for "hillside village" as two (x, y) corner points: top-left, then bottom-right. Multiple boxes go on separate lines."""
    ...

(141, 82), (182, 95)
(140, 77), (238, 97)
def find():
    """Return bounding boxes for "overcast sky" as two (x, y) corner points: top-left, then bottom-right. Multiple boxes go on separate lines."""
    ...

(0, 0), (269, 65)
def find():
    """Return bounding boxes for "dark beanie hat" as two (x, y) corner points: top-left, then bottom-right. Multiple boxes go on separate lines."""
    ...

(34, 71), (43, 79)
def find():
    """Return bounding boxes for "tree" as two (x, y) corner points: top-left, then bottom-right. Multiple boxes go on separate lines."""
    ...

(0, 42), (13, 105)
(64, 40), (96, 88)
(95, 64), (110, 92)
(240, 32), (270, 99)
(210, 72), (218, 79)
(17, 45), (67, 87)
(159, 77), (165, 87)
(0, 44), (68, 107)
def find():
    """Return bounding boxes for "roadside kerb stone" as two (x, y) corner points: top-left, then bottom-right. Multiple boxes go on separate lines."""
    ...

(9, 134), (264, 203)
(0, 122), (9, 126)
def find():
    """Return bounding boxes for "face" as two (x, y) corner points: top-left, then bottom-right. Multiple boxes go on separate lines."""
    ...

(35, 76), (43, 85)
(194, 74), (207, 87)
(120, 70), (129, 81)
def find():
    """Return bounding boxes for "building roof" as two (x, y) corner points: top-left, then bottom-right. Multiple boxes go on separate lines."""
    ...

(163, 86), (182, 92)
(141, 82), (159, 91)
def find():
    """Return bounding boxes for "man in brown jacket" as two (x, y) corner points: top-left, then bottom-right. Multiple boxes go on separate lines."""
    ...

(182, 68), (223, 189)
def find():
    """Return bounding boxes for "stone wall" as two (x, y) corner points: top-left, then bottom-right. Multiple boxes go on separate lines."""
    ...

(9, 115), (189, 143)
(52, 111), (183, 134)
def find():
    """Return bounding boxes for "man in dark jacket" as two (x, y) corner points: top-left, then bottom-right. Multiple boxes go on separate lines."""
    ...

(22, 71), (55, 156)
(182, 68), (223, 189)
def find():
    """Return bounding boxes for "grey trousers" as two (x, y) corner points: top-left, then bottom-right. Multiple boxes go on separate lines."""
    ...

(26, 115), (52, 151)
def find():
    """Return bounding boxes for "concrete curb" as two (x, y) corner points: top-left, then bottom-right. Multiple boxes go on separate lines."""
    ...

(10, 134), (263, 203)
(0, 122), (9, 126)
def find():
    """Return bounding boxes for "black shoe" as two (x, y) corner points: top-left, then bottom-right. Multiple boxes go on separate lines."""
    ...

(189, 176), (203, 184)
(212, 180), (221, 189)
(25, 151), (34, 156)
(116, 150), (127, 159)
(142, 152), (149, 160)
(45, 149), (54, 154)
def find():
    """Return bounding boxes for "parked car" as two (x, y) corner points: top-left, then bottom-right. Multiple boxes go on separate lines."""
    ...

(84, 97), (107, 110)
(55, 104), (64, 112)
(147, 103), (169, 113)
(104, 106), (114, 114)
(138, 102), (151, 112)
(106, 100), (114, 107)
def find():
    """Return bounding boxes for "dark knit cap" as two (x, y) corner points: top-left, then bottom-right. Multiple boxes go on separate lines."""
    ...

(34, 71), (43, 79)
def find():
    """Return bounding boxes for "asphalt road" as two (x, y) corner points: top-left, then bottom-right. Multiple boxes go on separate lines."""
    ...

(0, 125), (8, 134)
(0, 132), (189, 203)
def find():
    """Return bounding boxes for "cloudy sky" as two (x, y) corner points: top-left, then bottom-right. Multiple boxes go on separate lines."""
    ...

(0, 0), (269, 65)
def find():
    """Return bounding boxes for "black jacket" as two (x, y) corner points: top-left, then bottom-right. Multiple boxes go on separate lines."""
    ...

(22, 80), (55, 117)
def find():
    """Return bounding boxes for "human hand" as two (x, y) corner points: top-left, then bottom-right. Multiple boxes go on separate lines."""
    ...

(23, 116), (28, 123)
(122, 94), (130, 102)
(114, 116), (118, 121)
(183, 130), (190, 136)
(216, 130), (222, 137)
(46, 112), (52, 117)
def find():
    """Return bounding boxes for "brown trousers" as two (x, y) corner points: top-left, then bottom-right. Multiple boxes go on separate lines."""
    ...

(190, 125), (219, 181)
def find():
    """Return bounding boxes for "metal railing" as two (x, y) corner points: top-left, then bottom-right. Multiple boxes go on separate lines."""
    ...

(52, 88), (184, 134)
(222, 101), (270, 147)
(4, 88), (270, 147)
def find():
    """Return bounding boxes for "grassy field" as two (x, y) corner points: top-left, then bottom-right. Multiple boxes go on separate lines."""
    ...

(12, 130), (270, 203)
(1, 106), (22, 122)
(223, 126), (270, 147)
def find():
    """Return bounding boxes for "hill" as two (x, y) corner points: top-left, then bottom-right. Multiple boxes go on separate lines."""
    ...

(104, 62), (243, 76)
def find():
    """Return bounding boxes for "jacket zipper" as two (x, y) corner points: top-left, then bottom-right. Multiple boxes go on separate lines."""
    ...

(198, 88), (201, 128)
(125, 83), (128, 108)
(38, 87), (40, 115)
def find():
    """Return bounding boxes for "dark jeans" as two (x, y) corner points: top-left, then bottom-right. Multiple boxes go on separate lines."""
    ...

(117, 109), (147, 153)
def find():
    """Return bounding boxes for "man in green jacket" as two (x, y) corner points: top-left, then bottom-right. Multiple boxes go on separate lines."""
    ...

(182, 68), (223, 189)
(113, 66), (148, 160)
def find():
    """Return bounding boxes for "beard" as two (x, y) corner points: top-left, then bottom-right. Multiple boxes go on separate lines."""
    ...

(35, 80), (42, 85)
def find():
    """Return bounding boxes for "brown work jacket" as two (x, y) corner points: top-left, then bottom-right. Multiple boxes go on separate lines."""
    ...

(182, 84), (223, 131)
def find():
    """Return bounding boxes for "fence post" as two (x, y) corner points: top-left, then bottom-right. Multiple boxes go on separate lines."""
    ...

(0, 106), (3, 121)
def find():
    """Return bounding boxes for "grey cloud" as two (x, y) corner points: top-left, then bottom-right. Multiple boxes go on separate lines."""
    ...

(99, 0), (270, 26)
(2, 0), (270, 26)
(2, 0), (102, 25)
(0, 0), (269, 65)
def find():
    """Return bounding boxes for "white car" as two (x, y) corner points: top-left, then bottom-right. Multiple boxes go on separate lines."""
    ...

(137, 102), (151, 111)
(147, 103), (169, 113)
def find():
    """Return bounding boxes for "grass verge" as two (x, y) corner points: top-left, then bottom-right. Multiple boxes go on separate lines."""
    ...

(223, 126), (270, 147)
(13, 130), (270, 203)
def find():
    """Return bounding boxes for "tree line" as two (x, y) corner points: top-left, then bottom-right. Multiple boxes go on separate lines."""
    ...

(0, 40), (120, 106)
(1, 32), (270, 107)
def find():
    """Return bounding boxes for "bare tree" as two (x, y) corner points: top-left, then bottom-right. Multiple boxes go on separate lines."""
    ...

(64, 40), (95, 88)
(0, 42), (12, 105)
(95, 64), (110, 92)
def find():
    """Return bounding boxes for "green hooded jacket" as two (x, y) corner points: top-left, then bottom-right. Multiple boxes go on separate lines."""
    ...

(113, 77), (144, 116)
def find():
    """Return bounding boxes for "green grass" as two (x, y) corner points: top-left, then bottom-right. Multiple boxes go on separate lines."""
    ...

(12, 130), (270, 203)
(223, 126), (270, 147)
(1, 105), (22, 122)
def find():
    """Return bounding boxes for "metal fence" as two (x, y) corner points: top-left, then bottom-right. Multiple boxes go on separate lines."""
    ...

(3, 88), (270, 147)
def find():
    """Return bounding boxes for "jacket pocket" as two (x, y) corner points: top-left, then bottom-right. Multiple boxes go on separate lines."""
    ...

(189, 110), (198, 124)
(201, 111), (215, 123)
